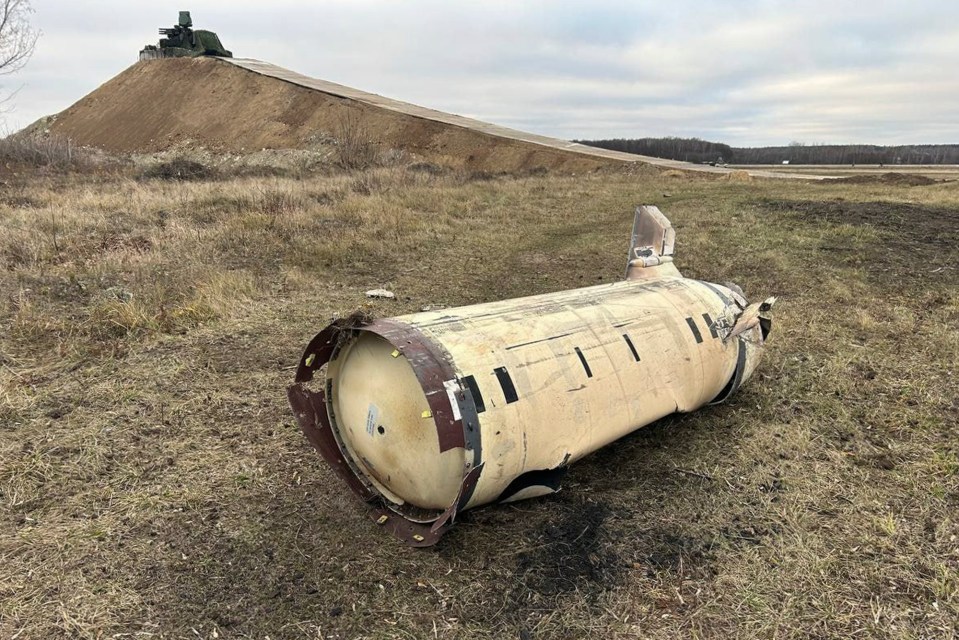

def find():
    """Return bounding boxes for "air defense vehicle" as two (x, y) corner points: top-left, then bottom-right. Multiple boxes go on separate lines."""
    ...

(288, 205), (775, 546)
(139, 11), (232, 61)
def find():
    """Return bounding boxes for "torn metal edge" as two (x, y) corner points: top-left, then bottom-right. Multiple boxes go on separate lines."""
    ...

(287, 317), (484, 546)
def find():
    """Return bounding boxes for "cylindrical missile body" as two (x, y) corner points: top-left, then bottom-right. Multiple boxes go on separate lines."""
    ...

(289, 276), (768, 545)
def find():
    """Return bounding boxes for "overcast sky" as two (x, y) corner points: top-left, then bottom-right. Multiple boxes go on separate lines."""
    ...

(6, 1), (958, 146)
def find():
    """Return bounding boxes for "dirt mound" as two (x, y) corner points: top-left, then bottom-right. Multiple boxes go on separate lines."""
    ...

(832, 172), (938, 186)
(724, 170), (753, 182)
(48, 58), (619, 174)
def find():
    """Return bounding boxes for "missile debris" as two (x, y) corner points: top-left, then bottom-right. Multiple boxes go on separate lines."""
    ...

(288, 206), (774, 546)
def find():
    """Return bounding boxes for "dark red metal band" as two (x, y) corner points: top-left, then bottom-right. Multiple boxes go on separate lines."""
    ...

(359, 319), (466, 453)
(287, 317), (481, 546)
(288, 324), (376, 501)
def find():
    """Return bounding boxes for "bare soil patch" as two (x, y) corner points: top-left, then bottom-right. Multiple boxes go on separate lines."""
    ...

(764, 198), (958, 285)
(832, 172), (939, 186)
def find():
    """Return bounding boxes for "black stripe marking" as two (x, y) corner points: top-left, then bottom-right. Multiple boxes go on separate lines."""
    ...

(686, 317), (704, 344)
(493, 367), (518, 404)
(702, 313), (719, 339)
(460, 375), (486, 414)
(574, 347), (593, 378)
(623, 334), (641, 361)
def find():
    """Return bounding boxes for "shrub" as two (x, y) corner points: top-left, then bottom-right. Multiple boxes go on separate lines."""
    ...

(0, 133), (92, 169)
(139, 158), (217, 181)
(332, 112), (380, 170)
(407, 161), (447, 176)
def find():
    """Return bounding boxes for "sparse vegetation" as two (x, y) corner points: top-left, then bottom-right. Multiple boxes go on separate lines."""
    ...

(138, 156), (218, 181)
(0, 160), (957, 638)
(0, 133), (94, 169)
(332, 111), (381, 170)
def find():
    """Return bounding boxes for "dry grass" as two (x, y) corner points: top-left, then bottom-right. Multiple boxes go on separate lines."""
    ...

(332, 112), (382, 170)
(0, 133), (93, 170)
(0, 161), (957, 639)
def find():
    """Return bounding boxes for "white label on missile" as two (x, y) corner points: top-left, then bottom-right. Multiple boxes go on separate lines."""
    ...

(366, 403), (379, 436)
(443, 379), (462, 421)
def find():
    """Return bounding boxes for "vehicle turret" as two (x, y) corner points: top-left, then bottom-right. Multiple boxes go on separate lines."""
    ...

(139, 11), (232, 60)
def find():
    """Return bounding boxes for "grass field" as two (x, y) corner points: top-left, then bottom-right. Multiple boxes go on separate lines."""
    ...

(1, 160), (957, 639)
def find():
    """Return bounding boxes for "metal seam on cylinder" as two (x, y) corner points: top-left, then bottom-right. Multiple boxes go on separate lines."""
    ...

(700, 281), (733, 306)
(505, 332), (575, 351)
(447, 372), (483, 469)
(728, 339), (748, 397)
(709, 339), (748, 405)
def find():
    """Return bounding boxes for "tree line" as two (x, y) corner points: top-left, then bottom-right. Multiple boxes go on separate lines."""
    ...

(575, 137), (734, 164)
(577, 137), (959, 165)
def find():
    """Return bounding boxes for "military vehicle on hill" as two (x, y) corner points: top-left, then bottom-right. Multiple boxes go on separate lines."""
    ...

(139, 11), (232, 60)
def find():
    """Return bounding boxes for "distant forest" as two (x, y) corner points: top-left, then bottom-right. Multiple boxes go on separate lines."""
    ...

(576, 137), (959, 165)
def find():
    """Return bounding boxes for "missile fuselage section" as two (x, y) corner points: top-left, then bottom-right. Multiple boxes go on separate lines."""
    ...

(288, 206), (775, 546)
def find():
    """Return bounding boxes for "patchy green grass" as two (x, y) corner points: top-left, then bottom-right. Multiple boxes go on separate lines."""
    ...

(0, 163), (957, 639)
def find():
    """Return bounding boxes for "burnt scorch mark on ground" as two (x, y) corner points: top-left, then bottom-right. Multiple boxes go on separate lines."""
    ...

(510, 498), (624, 603)
(136, 491), (432, 638)
(628, 529), (716, 578)
(761, 199), (959, 285)
(623, 522), (776, 587)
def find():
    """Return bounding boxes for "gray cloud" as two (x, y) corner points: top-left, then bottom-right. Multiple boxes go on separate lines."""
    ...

(7, 0), (958, 145)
